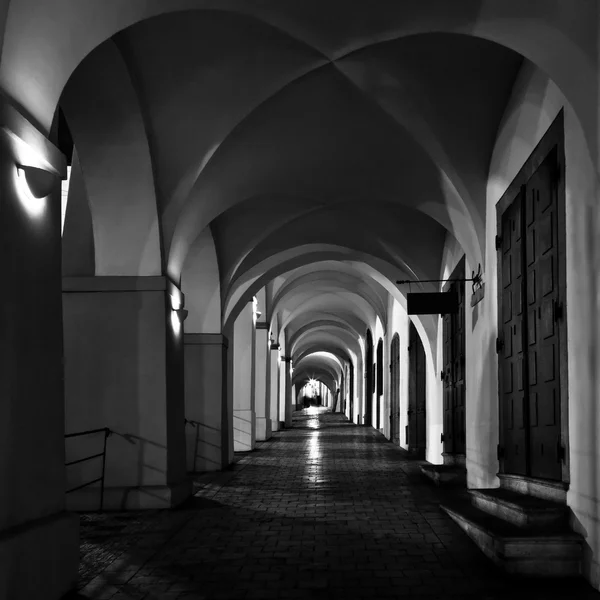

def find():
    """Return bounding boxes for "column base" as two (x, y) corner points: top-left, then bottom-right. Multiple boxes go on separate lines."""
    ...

(0, 511), (79, 600)
(256, 416), (272, 441)
(66, 478), (193, 511)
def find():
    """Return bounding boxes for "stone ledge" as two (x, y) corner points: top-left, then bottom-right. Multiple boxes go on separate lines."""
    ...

(441, 499), (582, 577)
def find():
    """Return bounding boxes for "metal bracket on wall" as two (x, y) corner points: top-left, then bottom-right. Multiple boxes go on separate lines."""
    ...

(397, 263), (483, 295)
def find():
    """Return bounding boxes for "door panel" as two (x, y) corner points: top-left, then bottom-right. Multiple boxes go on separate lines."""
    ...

(442, 311), (454, 453)
(500, 193), (527, 475)
(498, 149), (562, 481)
(390, 335), (400, 445)
(525, 155), (561, 480)
(408, 324), (426, 456)
(442, 259), (466, 456)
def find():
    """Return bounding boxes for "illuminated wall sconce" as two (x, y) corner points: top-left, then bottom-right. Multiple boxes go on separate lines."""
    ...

(16, 165), (56, 197)
(15, 164), (57, 217)
(175, 308), (188, 322)
(169, 290), (187, 330)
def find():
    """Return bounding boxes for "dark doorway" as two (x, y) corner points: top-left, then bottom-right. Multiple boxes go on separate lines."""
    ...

(496, 112), (567, 482)
(365, 330), (374, 426)
(376, 339), (383, 430)
(408, 323), (426, 457)
(442, 257), (467, 461)
(390, 334), (400, 445)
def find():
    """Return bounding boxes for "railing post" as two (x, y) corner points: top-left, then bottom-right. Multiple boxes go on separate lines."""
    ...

(100, 427), (110, 512)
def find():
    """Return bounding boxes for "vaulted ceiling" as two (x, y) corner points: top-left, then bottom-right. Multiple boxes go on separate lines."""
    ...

(52, 2), (587, 386)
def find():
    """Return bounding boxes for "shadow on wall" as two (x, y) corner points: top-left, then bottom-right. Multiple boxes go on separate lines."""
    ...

(470, 331), (499, 490)
(185, 419), (223, 472)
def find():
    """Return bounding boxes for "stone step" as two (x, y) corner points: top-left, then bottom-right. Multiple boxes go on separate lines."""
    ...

(441, 499), (582, 577)
(470, 488), (568, 529)
(420, 463), (466, 487)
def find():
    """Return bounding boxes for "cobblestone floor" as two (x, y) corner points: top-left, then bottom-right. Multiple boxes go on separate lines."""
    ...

(69, 409), (600, 600)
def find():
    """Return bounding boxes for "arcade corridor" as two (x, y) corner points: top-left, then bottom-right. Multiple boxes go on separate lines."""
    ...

(5, 4), (600, 599)
(71, 409), (599, 600)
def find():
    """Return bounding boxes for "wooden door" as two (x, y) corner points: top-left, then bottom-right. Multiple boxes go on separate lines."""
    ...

(498, 145), (563, 481)
(442, 259), (466, 455)
(408, 323), (426, 457)
(499, 191), (527, 475)
(453, 266), (466, 455)
(376, 340), (383, 430)
(525, 153), (562, 480)
(365, 331), (373, 426)
(442, 306), (454, 453)
(390, 334), (400, 445)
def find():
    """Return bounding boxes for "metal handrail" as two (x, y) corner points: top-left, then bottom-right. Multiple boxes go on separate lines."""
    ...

(65, 427), (111, 511)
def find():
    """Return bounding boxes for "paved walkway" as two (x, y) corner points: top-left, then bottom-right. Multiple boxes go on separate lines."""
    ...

(70, 409), (600, 600)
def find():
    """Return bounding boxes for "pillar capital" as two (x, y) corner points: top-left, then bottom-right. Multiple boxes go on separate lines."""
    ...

(256, 322), (269, 330)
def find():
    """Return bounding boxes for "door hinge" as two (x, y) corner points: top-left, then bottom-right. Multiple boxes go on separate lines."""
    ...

(554, 300), (564, 322)
(497, 444), (505, 460)
(557, 437), (566, 462)
(441, 433), (445, 443)
(495, 235), (503, 251)
(440, 370), (445, 381)
(495, 337), (504, 353)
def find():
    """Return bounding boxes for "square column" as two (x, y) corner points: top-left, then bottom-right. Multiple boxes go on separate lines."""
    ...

(269, 344), (281, 432)
(255, 324), (272, 441)
(283, 357), (293, 428)
(62, 277), (192, 510)
(233, 302), (256, 451)
(184, 334), (231, 471)
(0, 108), (79, 600)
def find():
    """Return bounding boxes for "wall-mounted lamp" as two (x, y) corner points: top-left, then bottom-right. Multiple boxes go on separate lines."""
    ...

(15, 164), (56, 217)
(169, 289), (187, 331)
(16, 165), (56, 198)
(175, 308), (188, 322)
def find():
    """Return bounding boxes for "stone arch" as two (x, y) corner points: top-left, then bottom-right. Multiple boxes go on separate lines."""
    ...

(59, 40), (161, 276)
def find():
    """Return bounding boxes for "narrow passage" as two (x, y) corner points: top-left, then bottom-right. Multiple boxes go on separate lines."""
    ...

(73, 410), (599, 600)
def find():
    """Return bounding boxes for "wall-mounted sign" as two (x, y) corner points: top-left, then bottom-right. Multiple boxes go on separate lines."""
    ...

(407, 291), (458, 315)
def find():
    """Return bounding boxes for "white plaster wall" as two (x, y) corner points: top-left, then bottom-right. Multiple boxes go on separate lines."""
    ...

(184, 337), (227, 472)
(375, 316), (385, 432)
(63, 291), (178, 496)
(232, 302), (256, 451)
(61, 41), (161, 277)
